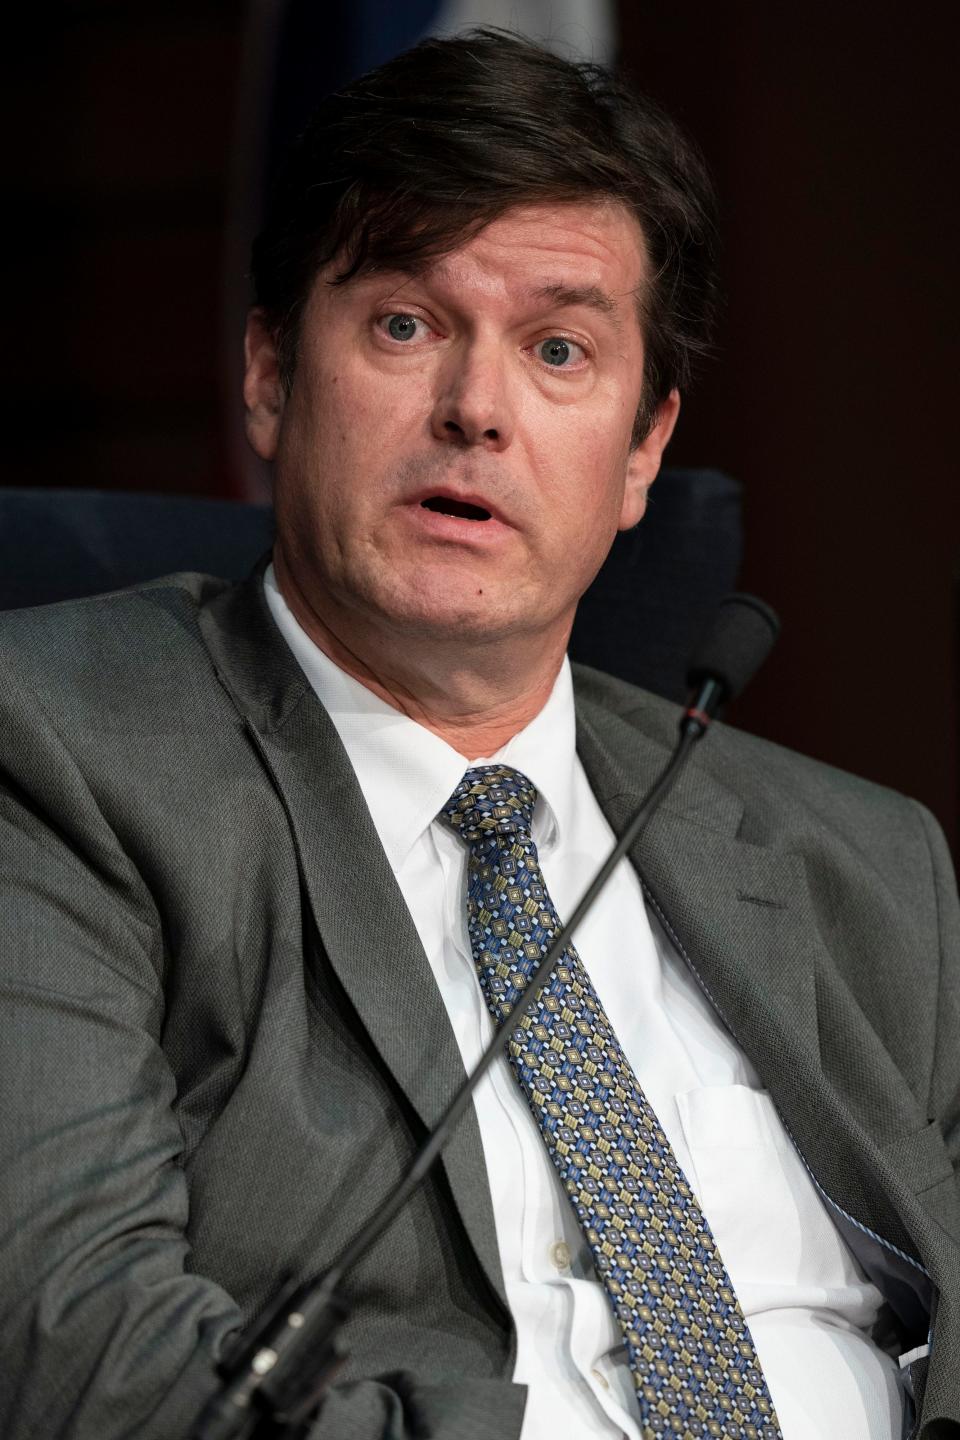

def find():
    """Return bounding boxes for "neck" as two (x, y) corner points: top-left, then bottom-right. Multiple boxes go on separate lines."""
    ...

(272, 549), (568, 758)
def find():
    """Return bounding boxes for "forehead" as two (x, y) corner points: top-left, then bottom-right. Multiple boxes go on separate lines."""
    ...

(430, 200), (647, 290)
(338, 200), (649, 322)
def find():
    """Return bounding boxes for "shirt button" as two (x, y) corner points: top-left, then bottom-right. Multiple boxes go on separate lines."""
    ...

(590, 1367), (610, 1390)
(549, 1240), (571, 1271)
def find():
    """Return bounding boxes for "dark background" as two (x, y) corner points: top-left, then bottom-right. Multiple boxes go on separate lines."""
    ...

(8, 2), (959, 855)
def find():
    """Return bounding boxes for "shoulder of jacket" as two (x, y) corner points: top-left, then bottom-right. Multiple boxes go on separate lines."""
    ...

(571, 659), (928, 845)
(0, 571), (232, 717)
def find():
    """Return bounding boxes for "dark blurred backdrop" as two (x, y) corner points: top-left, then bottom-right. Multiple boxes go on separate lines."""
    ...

(7, 1), (959, 855)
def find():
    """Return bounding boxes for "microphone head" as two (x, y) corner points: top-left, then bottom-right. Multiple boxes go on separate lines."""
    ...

(686, 593), (780, 702)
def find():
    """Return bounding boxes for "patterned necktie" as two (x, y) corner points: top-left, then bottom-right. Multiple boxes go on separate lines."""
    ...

(440, 764), (782, 1440)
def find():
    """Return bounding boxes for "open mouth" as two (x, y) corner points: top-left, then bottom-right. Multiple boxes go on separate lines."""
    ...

(421, 497), (492, 522)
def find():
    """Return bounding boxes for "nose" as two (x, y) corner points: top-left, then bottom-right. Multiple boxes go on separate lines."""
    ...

(429, 337), (514, 451)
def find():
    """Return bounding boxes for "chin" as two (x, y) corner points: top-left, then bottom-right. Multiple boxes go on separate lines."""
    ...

(385, 601), (522, 644)
(367, 577), (531, 644)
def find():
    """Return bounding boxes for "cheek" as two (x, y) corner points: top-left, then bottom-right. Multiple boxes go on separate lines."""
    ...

(277, 368), (367, 497)
(540, 443), (630, 583)
(530, 375), (634, 469)
(310, 357), (433, 467)
(548, 428), (630, 527)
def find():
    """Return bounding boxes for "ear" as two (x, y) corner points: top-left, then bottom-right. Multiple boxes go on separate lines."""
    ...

(618, 388), (681, 530)
(243, 308), (286, 461)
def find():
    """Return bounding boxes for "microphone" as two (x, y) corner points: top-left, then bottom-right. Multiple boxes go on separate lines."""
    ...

(681, 592), (780, 738)
(192, 592), (780, 1440)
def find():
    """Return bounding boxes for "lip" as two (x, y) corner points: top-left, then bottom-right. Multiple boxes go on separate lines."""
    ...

(401, 501), (514, 546)
(406, 485), (510, 527)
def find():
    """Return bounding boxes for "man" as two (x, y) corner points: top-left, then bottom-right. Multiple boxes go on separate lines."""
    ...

(0, 28), (957, 1440)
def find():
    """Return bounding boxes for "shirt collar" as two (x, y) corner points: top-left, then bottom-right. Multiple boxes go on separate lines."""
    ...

(263, 563), (577, 869)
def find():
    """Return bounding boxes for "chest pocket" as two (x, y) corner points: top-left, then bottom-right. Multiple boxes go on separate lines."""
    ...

(675, 1084), (873, 1295)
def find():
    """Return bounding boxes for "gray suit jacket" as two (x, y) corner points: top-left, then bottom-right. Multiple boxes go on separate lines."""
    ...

(1, 565), (958, 1439)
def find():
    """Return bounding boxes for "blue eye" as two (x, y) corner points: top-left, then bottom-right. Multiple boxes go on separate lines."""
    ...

(386, 314), (420, 341)
(536, 336), (583, 367)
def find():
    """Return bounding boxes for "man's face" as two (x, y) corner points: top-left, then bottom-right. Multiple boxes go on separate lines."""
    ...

(244, 200), (679, 649)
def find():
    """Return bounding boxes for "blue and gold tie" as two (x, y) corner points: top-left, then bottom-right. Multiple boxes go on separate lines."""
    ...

(440, 764), (782, 1440)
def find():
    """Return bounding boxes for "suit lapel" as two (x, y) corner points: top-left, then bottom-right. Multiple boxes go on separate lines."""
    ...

(575, 689), (822, 1091)
(574, 684), (938, 1270)
(574, 690), (890, 1232)
(198, 566), (507, 1309)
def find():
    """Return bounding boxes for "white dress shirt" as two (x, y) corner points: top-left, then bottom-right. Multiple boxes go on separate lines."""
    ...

(264, 565), (905, 1439)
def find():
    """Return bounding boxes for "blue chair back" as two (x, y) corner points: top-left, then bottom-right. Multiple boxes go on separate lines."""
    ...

(0, 470), (741, 703)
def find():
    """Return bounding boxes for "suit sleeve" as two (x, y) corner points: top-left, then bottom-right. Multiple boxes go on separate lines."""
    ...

(0, 668), (523, 1440)
(0, 683), (247, 1437)
(917, 800), (960, 1171)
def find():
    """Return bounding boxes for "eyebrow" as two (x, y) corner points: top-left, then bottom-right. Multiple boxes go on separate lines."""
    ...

(368, 271), (628, 329)
(527, 282), (623, 325)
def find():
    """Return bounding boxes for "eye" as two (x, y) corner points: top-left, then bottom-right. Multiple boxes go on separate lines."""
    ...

(379, 313), (428, 343)
(534, 336), (587, 368)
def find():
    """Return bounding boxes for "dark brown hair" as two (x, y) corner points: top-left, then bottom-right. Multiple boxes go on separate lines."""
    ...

(251, 28), (719, 442)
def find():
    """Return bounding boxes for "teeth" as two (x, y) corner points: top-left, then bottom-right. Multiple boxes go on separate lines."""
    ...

(422, 497), (491, 521)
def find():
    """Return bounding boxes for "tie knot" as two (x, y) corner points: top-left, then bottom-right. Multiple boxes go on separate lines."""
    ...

(440, 764), (537, 845)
